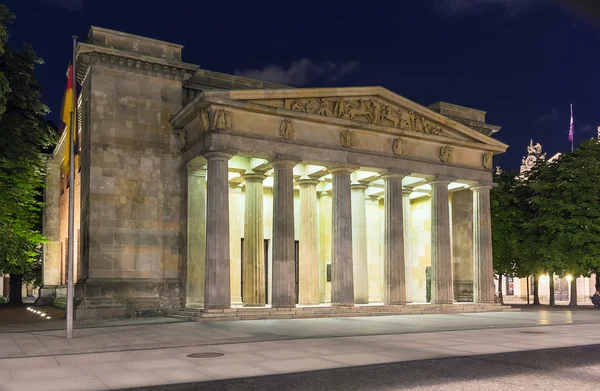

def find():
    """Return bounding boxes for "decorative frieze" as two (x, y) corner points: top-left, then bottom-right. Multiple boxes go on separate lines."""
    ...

(287, 97), (444, 136)
(440, 145), (454, 164)
(279, 119), (295, 140)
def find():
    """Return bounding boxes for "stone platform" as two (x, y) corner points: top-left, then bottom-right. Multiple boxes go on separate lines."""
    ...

(171, 303), (519, 321)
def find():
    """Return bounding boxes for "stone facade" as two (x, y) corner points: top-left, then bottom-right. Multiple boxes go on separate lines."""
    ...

(41, 27), (508, 319)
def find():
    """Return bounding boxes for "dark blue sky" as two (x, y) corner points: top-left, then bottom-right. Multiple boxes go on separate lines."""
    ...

(4, 0), (599, 170)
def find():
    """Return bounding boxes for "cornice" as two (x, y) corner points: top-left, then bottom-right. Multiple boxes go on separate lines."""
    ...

(75, 43), (199, 83)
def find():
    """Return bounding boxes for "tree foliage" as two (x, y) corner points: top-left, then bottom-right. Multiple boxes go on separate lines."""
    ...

(491, 140), (600, 306)
(0, 5), (56, 304)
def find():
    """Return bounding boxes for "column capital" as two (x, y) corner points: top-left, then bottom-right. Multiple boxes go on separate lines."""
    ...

(242, 173), (267, 182)
(328, 166), (357, 175)
(203, 151), (233, 160)
(319, 190), (332, 198)
(402, 186), (414, 196)
(351, 183), (369, 190)
(271, 159), (298, 168)
(381, 169), (410, 180)
(187, 166), (207, 178)
(297, 178), (320, 187)
(428, 177), (454, 186)
(470, 183), (496, 192)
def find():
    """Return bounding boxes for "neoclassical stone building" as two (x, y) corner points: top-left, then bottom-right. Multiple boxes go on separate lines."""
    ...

(40, 27), (508, 319)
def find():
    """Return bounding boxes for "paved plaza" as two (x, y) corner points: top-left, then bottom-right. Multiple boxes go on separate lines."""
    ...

(0, 309), (598, 390)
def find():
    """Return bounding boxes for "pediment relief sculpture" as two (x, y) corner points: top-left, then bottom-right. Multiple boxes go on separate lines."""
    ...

(340, 129), (356, 148)
(279, 119), (295, 140)
(287, 97), (445, 137)
(440, 145), (454, 163)
(483, 152), (493, 169)
(391, 137), (406, 156)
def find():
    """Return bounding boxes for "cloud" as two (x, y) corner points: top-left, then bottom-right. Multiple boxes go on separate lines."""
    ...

(534, 107), (559, 125)
(234, 58), (360, 87)
(581, 124), (595, 133)
(439, 0), (544, 16)
(42, 0), (84, 11)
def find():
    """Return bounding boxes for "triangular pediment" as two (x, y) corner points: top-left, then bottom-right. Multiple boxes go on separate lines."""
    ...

(203, 87), (507, 150)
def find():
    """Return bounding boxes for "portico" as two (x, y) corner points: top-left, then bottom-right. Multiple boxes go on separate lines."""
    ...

(172, 87), (507, 311)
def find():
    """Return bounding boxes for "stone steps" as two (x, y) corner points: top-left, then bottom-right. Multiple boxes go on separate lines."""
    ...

(170, 304), (518, 322)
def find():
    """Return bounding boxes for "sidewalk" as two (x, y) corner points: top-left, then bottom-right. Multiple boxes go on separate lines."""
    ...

(0, 310), (598, 390)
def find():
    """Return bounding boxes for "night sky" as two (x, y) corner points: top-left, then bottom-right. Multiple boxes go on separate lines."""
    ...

(3, 0), (599, 171)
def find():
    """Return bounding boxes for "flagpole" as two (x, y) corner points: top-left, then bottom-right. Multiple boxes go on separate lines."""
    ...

(66, 35), (77, 340)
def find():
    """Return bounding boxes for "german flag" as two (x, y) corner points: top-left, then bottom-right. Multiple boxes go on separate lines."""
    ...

(61, 64), (75, 173)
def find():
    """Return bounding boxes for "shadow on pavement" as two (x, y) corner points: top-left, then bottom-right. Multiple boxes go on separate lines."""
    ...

(121, 344), (600, 391)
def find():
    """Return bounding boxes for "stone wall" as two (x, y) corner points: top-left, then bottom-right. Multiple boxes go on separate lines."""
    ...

(75, 55), (184, 319)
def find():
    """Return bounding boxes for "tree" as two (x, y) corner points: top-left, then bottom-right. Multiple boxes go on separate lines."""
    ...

(0, 5), (55, 305)
(0, 6), (14, 117)
(491, 169), (539, 304)
(528, 140), (600, 307)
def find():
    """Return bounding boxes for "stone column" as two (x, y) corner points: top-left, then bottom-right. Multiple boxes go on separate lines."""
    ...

(298, 179), (320, 305)
(186, 165), (206, 307)
(472, 185), (495, 303)
(430, 179), (453, 304)
(242, 173), (267, 306)
(318, 191), (332, 303)
(351, 184), (369, 304)
(330, 167), (354, 306)
(383, 173), (406, 305)
(402, 187), (413, 303)
(366, 195), (383, 302)
(271, 160), (297, 308)
(204, 152), (232, 309)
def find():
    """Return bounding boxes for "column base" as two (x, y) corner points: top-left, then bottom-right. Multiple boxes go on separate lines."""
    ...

(331, 303), (354, 308)
(272, 304), (296, 309)
(355, 300), (369, 305)
(243, 303), (267, 307)
(432, 300), (454, 305)
(205, 304), (232, 310)
(385, 301), (406, 306)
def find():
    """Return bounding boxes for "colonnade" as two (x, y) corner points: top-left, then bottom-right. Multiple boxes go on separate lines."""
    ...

(195, 153), (494, 309)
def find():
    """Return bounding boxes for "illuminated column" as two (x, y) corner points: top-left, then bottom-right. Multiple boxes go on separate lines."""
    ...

(242, 172), (266, 306)
(383, 173), (406, 305)
(472, 184), (495, 303)
(298, 179), (320, 305)
(330, 167), (354, 306)
(271, 160), (297, 308)
(402, 187), (413, 303)
(204, 152), (232, 309)
(186, 164), (206, 307)
(430, 179), (453, 304)
(351, 183), (369, 304)
(318, 190), (332, 303)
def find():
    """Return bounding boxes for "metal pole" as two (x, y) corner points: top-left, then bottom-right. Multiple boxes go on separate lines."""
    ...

(66, 35), (77, 339)
(526, 276), (530, 305)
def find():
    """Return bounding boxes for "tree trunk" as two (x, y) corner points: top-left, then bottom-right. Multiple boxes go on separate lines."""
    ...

(498, 274), (504, 304)
(548, 273), (555, 306)
(569, 277), (578, 307)
(8, 274), (23, 306)
(595, 273), (600, 292)
(533, 273), (540, 305)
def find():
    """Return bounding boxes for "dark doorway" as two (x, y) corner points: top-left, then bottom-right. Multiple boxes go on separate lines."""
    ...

(240, 239), (270, 304)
